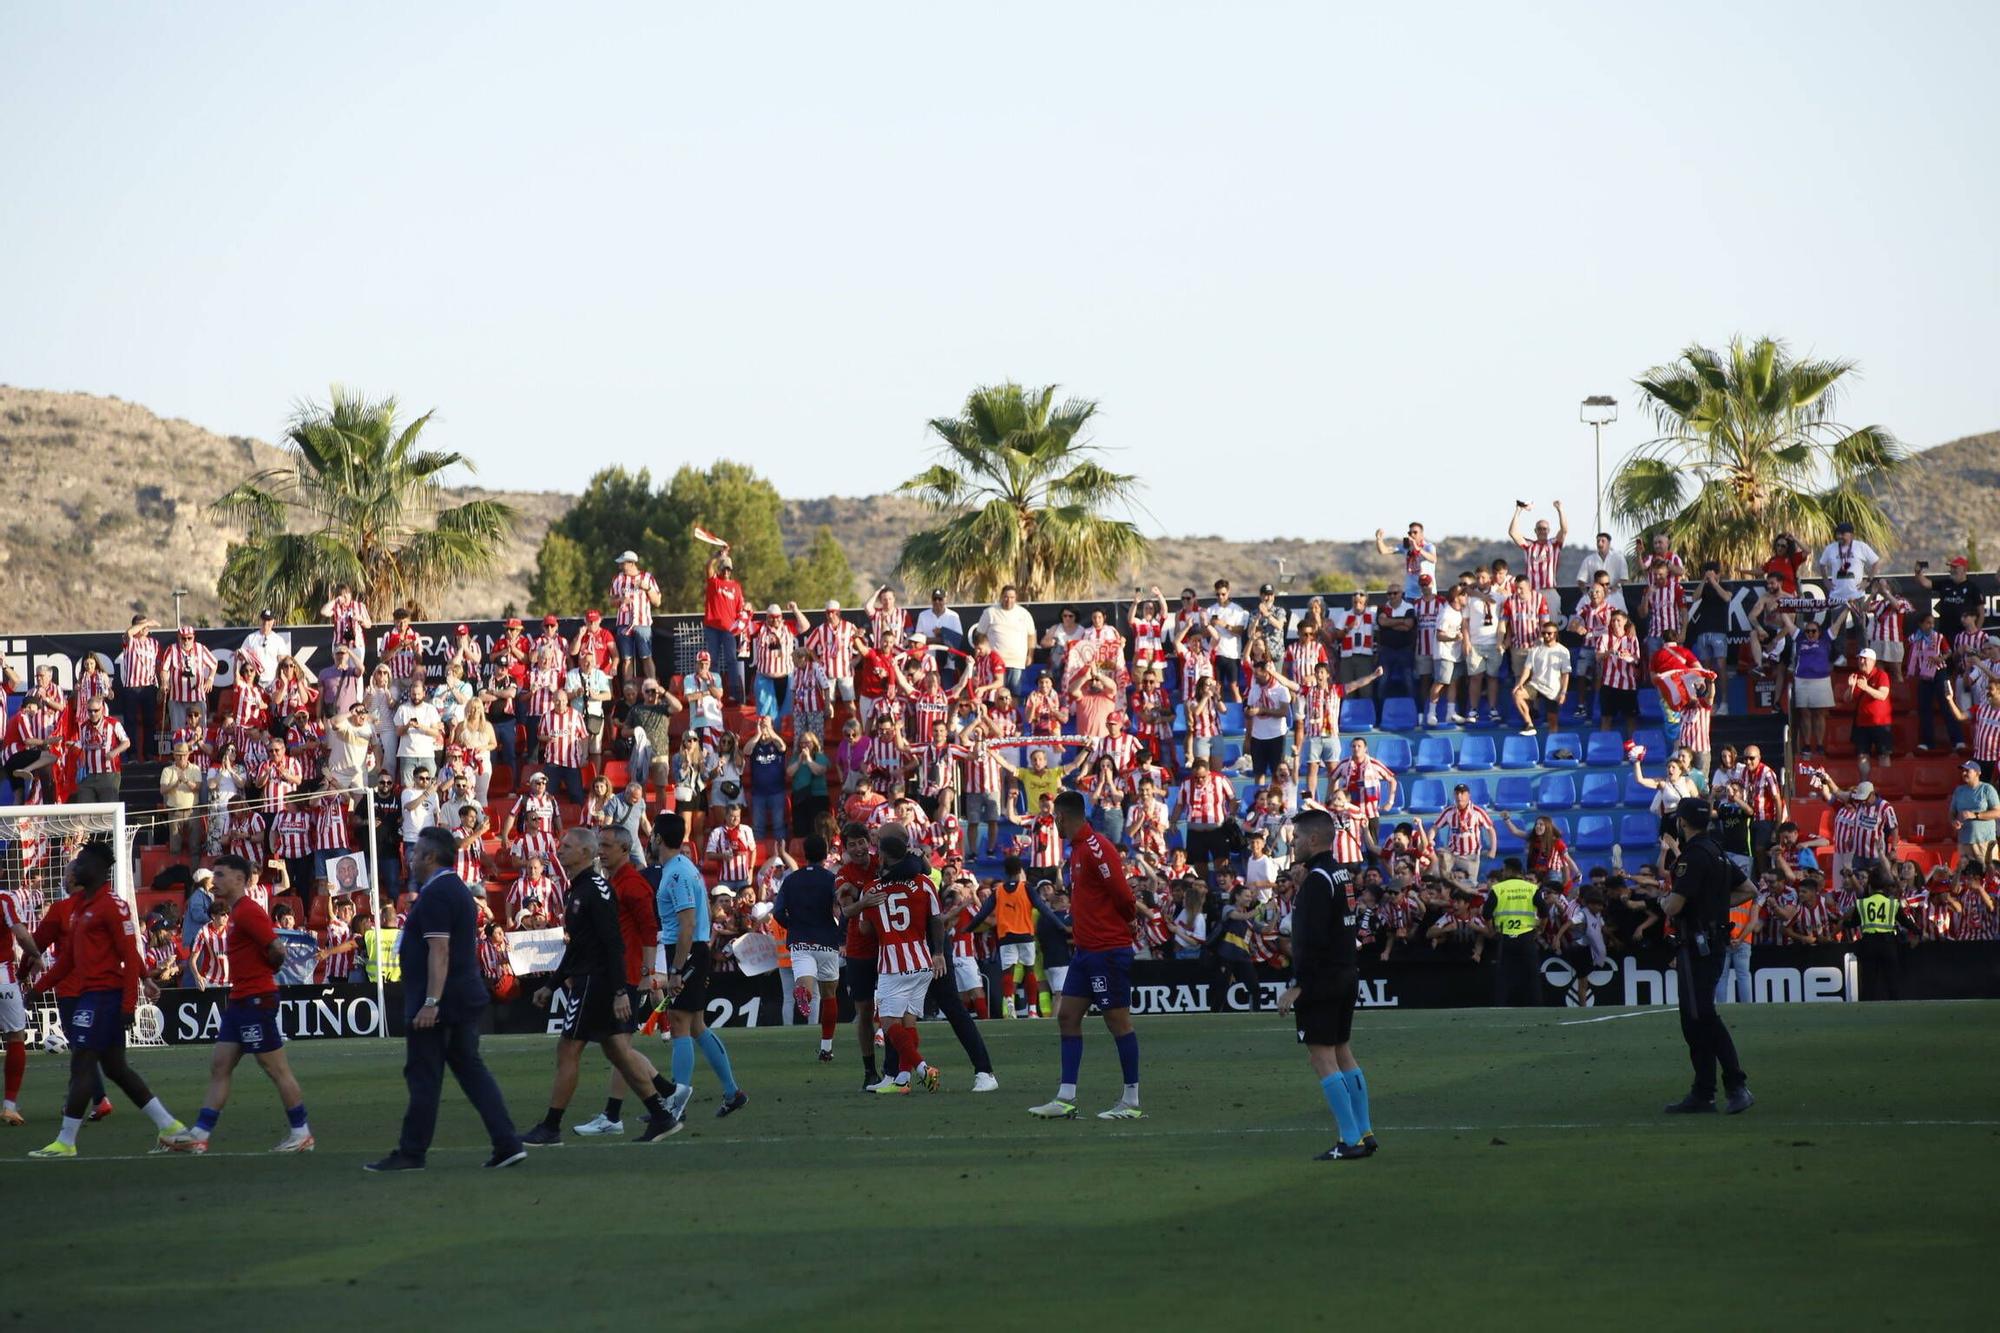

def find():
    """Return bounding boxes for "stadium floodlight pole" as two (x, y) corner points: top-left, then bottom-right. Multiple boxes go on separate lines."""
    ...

(1580, 396), (1619, 538)
(363, 785), (388, 1038)
(171, 586), (189, 626)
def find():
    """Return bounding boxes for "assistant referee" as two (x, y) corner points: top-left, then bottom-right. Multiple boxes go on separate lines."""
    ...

(1279, 809), (1379, 1162)
(1659, 799), (1755, 1115)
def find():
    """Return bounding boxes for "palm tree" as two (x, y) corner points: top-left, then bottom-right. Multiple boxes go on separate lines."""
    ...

(897, 382), (1149, 601)
(1607, 337), (1906, 574)
(213, 387), (517, 620)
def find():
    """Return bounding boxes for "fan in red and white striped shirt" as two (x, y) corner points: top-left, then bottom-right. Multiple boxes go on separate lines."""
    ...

(270, 807), (315, 860)
(539, 698), (587, 769)
(509, 868), (561, 927)
(74, 708), (129, 776)
(706, 808), (758, 885)
(806, 610), (861, 680)
(311, 792), (350, 851)
(1178, 763), (1235, 826)
(1430, 794), (1496, 858)
(191, 918), (231, 988)
(1508, 503), (1567, 590)
(1330, 743), (1397, 821)
(1599, 619), (1642, 691)
(1830, 793), (1898, 862)
(121, 626), (160, 689)
(319, 912), (355, 982)
(256, 746), (303, 811)
(1641, 568), (1685, 640)
(1324, 791), (1374, 863)
(159, 632), (218, 704)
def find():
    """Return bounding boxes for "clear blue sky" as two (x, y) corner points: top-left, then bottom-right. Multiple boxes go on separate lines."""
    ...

(4, 1), (1995, 544)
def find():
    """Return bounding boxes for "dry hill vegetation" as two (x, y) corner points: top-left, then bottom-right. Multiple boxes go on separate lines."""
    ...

(4, 386), (1993, 633)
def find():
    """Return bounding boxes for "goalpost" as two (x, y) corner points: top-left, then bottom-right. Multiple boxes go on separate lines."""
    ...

(0, 801), (167, 1049)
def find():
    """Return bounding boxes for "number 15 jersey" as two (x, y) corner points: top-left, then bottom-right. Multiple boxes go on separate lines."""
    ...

(872, 878), (940, 975)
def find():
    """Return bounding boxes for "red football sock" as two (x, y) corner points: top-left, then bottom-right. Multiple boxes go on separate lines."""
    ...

(3, 1041), (23, 1101)
(818, 998), (838, 1040)
(888, 1023), (920, 1068)
(1024, 970), (1041, 1011)
(970, 995), (989, 1020)
(1000, 973), (1016, 1002)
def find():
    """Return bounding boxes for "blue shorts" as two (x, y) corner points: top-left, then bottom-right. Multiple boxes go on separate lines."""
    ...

(1695, 632), (1729, 663)
(615, 625), (653, 659)
(58, 991), (124, 1053)
(1062, 948), (1135, 1011)
(218, 995), (286, 1053)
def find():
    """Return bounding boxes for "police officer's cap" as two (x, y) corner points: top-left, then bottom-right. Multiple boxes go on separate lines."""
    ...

(1674, 797), (1712, 824)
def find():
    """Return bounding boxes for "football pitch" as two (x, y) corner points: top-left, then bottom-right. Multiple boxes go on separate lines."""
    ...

(8, 1003), (1996, 1329)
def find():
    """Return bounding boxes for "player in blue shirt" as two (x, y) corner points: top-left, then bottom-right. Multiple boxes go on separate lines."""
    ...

(647, 812), (747, 1118)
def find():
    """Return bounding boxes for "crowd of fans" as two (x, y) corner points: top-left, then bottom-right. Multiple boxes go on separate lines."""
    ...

(4, 509), (1998, 1015)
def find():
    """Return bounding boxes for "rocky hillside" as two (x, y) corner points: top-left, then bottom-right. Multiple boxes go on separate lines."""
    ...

(5, 385), (1991, 633)
(1865, 429), (2000, 567)
(0, 386), (572, 632)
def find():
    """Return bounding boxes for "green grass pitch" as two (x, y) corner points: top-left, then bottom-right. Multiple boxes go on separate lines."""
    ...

(6, 1003), (1995, 1329)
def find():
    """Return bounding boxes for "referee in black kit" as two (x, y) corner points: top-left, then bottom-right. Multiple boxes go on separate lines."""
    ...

(1278, 809), (1380, 1162)
(1658, 799), (1755, 1115)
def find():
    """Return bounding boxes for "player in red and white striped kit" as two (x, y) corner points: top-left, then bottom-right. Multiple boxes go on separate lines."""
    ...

(1507, 500), (1568, 592)
(861, 823), (948, 1093)
(1429, 786), (1497, 884)
(0, 888), (42, 1123)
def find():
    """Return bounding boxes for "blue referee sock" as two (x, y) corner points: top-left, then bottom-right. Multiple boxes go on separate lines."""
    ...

(1320, 1072), (1359, 1144)
(1342, 1068), (1372, 1137)
(697, 1029), (739, 1098)
(287, 1103), (309, 1131)
(671, 1035), (696, 1088)
(194, 1107), (220, 1133)
(1059, 1034), (1083, 1087)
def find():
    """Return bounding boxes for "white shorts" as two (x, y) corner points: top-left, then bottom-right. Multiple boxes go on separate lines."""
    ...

(0, 982), (25, 1034)
(1792, 675), (1834, 709)
(951, 957), (983, 993)
(999, 941), (1037, 969)
(1869, 639), (1905, 665)
(1045, 965), (1069, 995)
(790, 945), (840, 985)
(875, 969), (933, 1020)
(1434, 656), (1461, 684)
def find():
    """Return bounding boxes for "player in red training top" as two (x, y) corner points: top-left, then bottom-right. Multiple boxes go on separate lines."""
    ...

(1, 887), (46, 1124)
(1029, 790), (1142, 1121)
(858, 823), (947, 1094)
(165, 853), (314, 1154)
(27, 842), (187, 1158)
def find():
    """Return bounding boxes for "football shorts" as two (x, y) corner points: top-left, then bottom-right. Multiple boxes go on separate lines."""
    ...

(1293, 966), (1360, 1047)
(562, 976), (638, 1041)
(950, 957), (982, 993)
(1044, 965), (1069, 995)
(0, 981), (26, 1033)
(57, 990), (124, 1053)
(217, 994), (286, 1053)
(875, 969), (932, 1020)
(667, 943), (713, 1015)
(839, 955), (879, 1007)
(998, 941), (1037, 969)
(789, 944), (840, 984)
(1061, 948), (1134, 1011)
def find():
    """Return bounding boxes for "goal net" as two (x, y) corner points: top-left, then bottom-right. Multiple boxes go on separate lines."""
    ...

(0, 801), (166, 1049)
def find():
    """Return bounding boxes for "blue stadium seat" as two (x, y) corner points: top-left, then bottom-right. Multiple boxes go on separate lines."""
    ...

(1219, 702), (1245, 735)
(1542, 815), (1573, 842)
(1495, 822), (1525, 856)
(1542, 732), (1583, 767)
(1578, 772), (1622, 809)
(1456, 735), (1497, 770)
(1574, 814), (1615, 850)
(1215, 739), (1243, 767)
(1535, 774), (1576, 810)
(1622, 773), (1655, 807)
(1583, 732), (1627, 766)
(1637, 690), (1664, 721)
(1373, 735), (1413, 772)
(1405, 778), (1448, 814)
(1634, 728), (1668, 758)
(1172, 703), (1187, 733)
(1459, 778), (1493, 808)
(1380, 696), (1420, 732)
(1495, 776), (1535, 810)
(1021, 664), (1046, 695)
(1340, 698), (1377, 731)
(1413, 737), (1456, 772)
(1618, 813), (1659, 850)
(1498, 734), (1541, 770)
(1377, 784), (1401, 814)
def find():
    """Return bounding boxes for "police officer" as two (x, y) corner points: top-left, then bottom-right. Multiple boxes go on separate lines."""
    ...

(1842, 864), (1913, 1001)
(1485, 858), (1542, 1007)
(1659, 799), (1754, 1115)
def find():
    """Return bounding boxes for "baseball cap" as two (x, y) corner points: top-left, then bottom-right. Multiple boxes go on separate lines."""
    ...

(1963, 759), (1983, 772)
(506, 617), (523, 629)
(711, 885), (735, 899)
(1951, 556), (1970, 567)
(1259, 583), (1274, 595)
(455, 623), (469, 635)
(1857, 647), (1877, 660)
(192, 868), (213, 883)
(259, 608), (274, 620)
(528, 772), (548, 784)
(543, 614), (560, 627)
(1850, 781), (1875, 800)
(695, 650), (711, 662)
(909, 631), (929, 644)
(615, 550), (639, 564)
(930, 588), (946, 600)
(1418, 573), (1435, 585)
(1835, 520), (1855, 534)
(825, 599), (841, 611)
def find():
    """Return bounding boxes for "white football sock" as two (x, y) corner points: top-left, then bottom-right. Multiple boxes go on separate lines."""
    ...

(141, 1097), (176, 1129)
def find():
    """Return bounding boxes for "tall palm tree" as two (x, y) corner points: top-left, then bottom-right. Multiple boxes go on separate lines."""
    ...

(1607, 337), (1905, 574)
(897, 382), (1149, 600)
(213, 387), (517, 620)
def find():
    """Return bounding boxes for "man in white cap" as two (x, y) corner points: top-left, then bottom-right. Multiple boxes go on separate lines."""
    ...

(799, 600), (860, 710)
(1845, 646), (1895, 782)
(609, 549), (662, 687)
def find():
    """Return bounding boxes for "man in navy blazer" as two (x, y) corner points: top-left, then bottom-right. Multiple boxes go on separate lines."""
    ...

(366, 826), (526, 1172)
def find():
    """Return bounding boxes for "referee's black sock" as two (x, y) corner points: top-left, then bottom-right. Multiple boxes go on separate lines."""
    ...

(863, 1053), (878, 1083)
(651, 1074), (677, 1099)
(604, 1098), (624, 1122)
(540, 1107), (563, 1132)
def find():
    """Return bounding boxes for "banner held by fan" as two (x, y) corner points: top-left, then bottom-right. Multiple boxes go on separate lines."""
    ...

(693, 525), (731, 549)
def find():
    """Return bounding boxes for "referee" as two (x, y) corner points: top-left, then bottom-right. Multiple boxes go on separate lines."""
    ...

(1659, 799), (1755, 1115)
(1279, 809), (1379, 1162)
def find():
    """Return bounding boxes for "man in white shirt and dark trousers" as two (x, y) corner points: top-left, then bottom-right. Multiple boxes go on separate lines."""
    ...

(1205, 580), (1251, 702)
(1244, 661), (1293, 787)
(974, 586), (1037, 695)
(238, 609), (291, 693)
